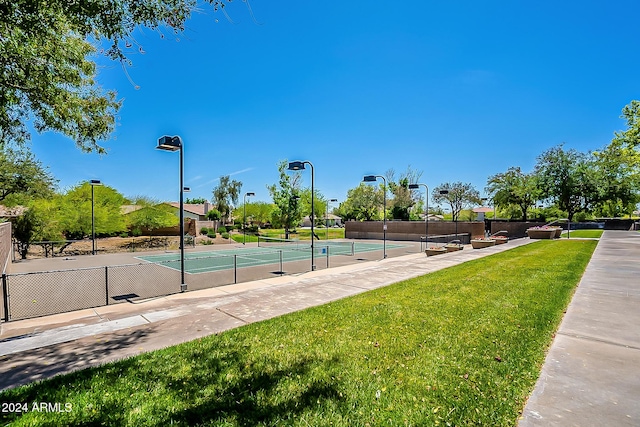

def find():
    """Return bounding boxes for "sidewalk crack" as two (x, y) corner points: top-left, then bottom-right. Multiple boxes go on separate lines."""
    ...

(216, 308), (248, 324)
(557, 331), (640, 351)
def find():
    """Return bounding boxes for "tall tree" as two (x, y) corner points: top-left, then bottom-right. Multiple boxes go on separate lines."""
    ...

(299, 188), (326, 227)
(485, 167), (541, 221)
(431, 182), (480, 222)
(12, 207), (39, 259)
(267, 160), (303, 237)
(615, 100), (640, 149)
(58, 182), (128, 239)
(212, 175), (242, 223)
(0, 1), (247, 150)
(534, 145), (600, 222)
(385, 166), (422, 220)
(127, 199), (178, 236)
(185, 197), (207, 204)
(234, 201), (275, 227)
(0, 146), (56, 203)
(337, 183), (384, 221)
(591, 102), (640, 216)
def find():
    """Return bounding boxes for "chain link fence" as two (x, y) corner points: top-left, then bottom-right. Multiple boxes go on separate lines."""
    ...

(1, 241), (418, 322)
(0, 247), (354, 322)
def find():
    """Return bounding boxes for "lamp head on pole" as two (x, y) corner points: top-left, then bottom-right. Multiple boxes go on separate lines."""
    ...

(408, 184), (419, 190)
(363, 175), (377, 182)
(439, 190), (449, 195)
(157, 136), (182, 151)
(329, 198), (338, 202)
(246, 192), (255, 197)
(288, 161), (305, 171)
(183, 187), (191, 192)
(89, 179), (102, 186)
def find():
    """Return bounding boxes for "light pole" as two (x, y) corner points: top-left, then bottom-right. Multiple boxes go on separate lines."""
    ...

(363, 175), (387, 259)
(326, 198), (337, 239)
(90, 179), (102, 255)
(243, 192), (255, 245)
(157, 135), (186, 292)
(481, 197), (488, 236)
(408, 183), (429, 246)
(288, 161), (316, 271)
(439, 189), (456, 242)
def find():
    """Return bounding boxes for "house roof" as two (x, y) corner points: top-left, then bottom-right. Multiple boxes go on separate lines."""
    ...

(472, 207), (494, 213)
(120, 204), (143, 215)
(168, 203), (207, 216)
(303, 214), (342, 220)
(426, 214), (444, 220)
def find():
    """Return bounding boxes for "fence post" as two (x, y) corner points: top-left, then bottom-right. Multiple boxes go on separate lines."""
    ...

(2, 274), (9, 322)
(326, 246), (329, 268)
(233, 255), (237, 284)
(105, 266), (109, 306)
(279, 250), (283, 275)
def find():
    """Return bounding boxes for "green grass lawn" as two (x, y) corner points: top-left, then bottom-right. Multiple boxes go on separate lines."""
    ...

(561, 229), (603, 238)
(0, 240), (596, 426)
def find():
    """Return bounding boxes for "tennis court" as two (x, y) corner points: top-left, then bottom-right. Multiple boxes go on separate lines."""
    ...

(137, 238), (408, 274)
(3, 238), (416, 321)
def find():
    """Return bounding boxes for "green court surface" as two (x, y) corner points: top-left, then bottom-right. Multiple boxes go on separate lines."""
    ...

(137, 242), (406, 274)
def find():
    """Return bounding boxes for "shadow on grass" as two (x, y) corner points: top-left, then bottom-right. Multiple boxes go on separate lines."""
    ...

(166, 353), (345, 426)
(0, 327), (155, 392)
(2, 338), (346, 426)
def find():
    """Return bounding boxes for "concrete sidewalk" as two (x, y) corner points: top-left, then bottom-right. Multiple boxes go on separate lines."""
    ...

(0, 237), (533, 391)
(520, 230), (640, 426)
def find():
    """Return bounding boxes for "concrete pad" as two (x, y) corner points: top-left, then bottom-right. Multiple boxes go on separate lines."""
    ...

(0, 307), (103, 340)
(560, 289), (640, 347)
(0, 315), (149, 356)
(520, 334), (640, 427)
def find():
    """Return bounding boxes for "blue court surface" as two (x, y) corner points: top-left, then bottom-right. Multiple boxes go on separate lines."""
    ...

(137, 242), (406, 274)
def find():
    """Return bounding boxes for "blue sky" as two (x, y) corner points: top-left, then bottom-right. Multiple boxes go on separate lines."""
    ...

(30, 1), (640, 205)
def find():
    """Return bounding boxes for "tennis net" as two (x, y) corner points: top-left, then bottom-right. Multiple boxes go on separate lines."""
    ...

(257, 236), (309, 251)
(257, 236), (354, 256)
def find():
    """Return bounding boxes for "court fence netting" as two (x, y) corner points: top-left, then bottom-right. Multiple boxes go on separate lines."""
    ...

(0, 243), (357, 323)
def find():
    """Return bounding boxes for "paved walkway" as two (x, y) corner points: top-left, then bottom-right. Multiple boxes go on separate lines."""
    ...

(0, 238), (533, 390)
(1, 231), (639, 427)
(520, 230), (640, 426)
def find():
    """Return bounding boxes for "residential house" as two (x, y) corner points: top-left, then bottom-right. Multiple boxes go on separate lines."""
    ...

(167, 202), (213, 221)
(302, 213), (343, 228)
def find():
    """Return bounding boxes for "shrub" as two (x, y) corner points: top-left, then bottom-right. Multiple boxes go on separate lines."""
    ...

(119, 232), (129, 238)
(200, 227), (209, 235)
(218, 226), (227, 234)
(207, 231), (217, 239)
(206, 209), (221, 221)
(132, 228), (142, 237)
(221, 232), (230, 239)
(200, 239), (213, 245)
